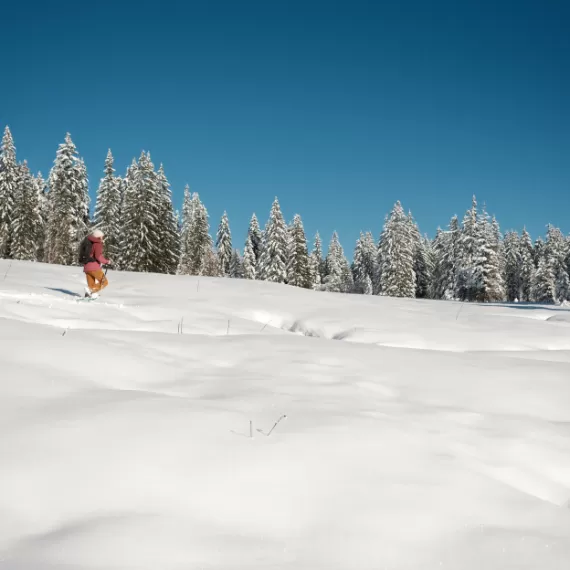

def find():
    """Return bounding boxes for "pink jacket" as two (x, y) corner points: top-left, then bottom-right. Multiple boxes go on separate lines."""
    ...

(83, 236), (110, 273)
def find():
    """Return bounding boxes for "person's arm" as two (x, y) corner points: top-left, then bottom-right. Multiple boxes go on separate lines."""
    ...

(93, 242), (110, 265)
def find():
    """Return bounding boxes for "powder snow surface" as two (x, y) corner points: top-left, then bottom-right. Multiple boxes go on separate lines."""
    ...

(1, 260), (570, 570)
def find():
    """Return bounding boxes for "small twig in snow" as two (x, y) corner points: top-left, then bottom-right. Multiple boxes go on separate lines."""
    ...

(250, 420), (253, 438)
(256, 414), (287, 437)
(62, 328), (68, 337)
(456, 302), (465, 321)
(3, 261), (12, 281)
(260, 318), (271, 332)
(227, 319), (231, 335)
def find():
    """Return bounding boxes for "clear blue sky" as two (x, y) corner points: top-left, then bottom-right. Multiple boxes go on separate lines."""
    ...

(2, 0), (569, 253)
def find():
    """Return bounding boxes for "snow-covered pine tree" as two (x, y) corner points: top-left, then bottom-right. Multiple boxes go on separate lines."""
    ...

(258, 198), (288, 283)
(229, 249), (244, 278)
(286, 213), (311, 288)
(423, 236), (436, 295)
(155, 164), (180, 274)
(532, 256), (555, 304)
(456, 196), (478, 301)
(361, 273), (373, 294)
(35, 171), (48, 262)
(178, 185), (194, 274)
(408, 212), (432, 298)
(352, 232), (368, 293)
(202, 246), (222, 277)
(93, 150), (122, 261)
(216, 211), (232, 276)
(323, 232), (343, 292)
(471, 206), (505, 302)
(45, 133), (90, 265)
(308, 231), (324, 289)
(187, 194), (214, 275)
(545, 224), (570, 301)
(492, 216), (506, 287)
(534, 237), (545, 267)
(11, 161), (42, 261)
(242, 235), (256, 280)
(323, 232), (352, 293)
(352, 232), (376, 294)
(503, 231), (522, 302)
(434, 215), (460, 300)
(379, 201), (416, 298)
(120, 152), (162, 272)
(431, 228), (449, 299)
(520, 228), (535, 302)
(340, 255), (355, 293)
(362, 232), (377, 283)
(247, 213), (263, 263)
(555, 264), (570, 303)
(373, 227), (384, 295)
(0, 126), (18, 258)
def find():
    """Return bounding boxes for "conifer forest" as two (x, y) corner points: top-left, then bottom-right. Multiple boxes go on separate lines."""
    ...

(0, 126), (567, 304)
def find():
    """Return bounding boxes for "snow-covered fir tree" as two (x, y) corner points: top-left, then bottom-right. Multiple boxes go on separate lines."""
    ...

(308, 231), (324, 289)
(545, 224), (569, 301)
(379, 201), (416, 298)
(45, 133), (90, 265)
(408, 213), (432, 299)
(242, 235), (256, 280)
(471, 207), (505, 302)
(534, 237), (545, 267)
(352, 232), (376, 294)
(258, 198), (288, 283)
(120, 153), (161, 272)
(352, 232), (368, 293)
(178, 185), (194, 274)
(520, 228), (535, 302)
(492, 216), (506, 287)
(324, 232), (352, 293)
(340, 255), (354, 293)
(35, 171), (48, 262)
(229, 249), (244, 278)
(286, 214), (311, 288)
(532, 256), (555, 304)
(0, 126), (18, 258)
(203, 247), (222, 277)
(503, 231), (522, 301)
(180, 192), (214, 276)
(11, 161), (42, 261)
(93, 150), (122, 261)
(216, 211), (232, 276)
(246, 213), (263, 263)
(456, 196), (479, 301)
(431, 228), (451, 299)
(155, 164), (180, 274)
(555, 264), (570, 303)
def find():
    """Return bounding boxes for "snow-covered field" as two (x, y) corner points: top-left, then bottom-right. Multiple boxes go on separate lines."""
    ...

(1, 259), (570, 570)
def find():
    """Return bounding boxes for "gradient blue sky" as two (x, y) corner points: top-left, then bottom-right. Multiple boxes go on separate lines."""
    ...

(2, 0), (569, 252)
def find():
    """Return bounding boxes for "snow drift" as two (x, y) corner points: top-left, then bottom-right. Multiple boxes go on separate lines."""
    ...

(1, 259), (569, 569)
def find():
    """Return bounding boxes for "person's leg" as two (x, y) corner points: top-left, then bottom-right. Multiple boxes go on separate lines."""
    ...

(90, 270), (108, 293)
(85, 272), (96, 292)
(99, 271), (109, 291)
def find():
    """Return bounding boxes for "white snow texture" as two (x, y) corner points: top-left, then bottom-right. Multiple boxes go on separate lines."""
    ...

(1, 259), (570, 570)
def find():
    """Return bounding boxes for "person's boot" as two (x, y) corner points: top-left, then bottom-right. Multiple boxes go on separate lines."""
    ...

(84, 286), (92, 298)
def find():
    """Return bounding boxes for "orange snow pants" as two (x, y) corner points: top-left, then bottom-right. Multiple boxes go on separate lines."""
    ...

(85, 270), (108, 293)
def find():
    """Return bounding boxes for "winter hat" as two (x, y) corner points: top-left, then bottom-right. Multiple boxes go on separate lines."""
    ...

(91, 229), (104, 238)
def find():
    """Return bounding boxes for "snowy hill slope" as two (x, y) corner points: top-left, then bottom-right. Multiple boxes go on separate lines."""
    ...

(1, 259), (570, 569)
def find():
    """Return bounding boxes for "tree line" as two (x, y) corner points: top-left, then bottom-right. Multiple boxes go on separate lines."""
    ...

(0, 125), (567, 304)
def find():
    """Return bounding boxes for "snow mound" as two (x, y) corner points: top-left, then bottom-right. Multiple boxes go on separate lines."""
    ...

(1, 259), (570, 570)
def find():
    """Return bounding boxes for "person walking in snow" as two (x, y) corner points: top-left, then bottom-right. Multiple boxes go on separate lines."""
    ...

(80, 229), (111, 298)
